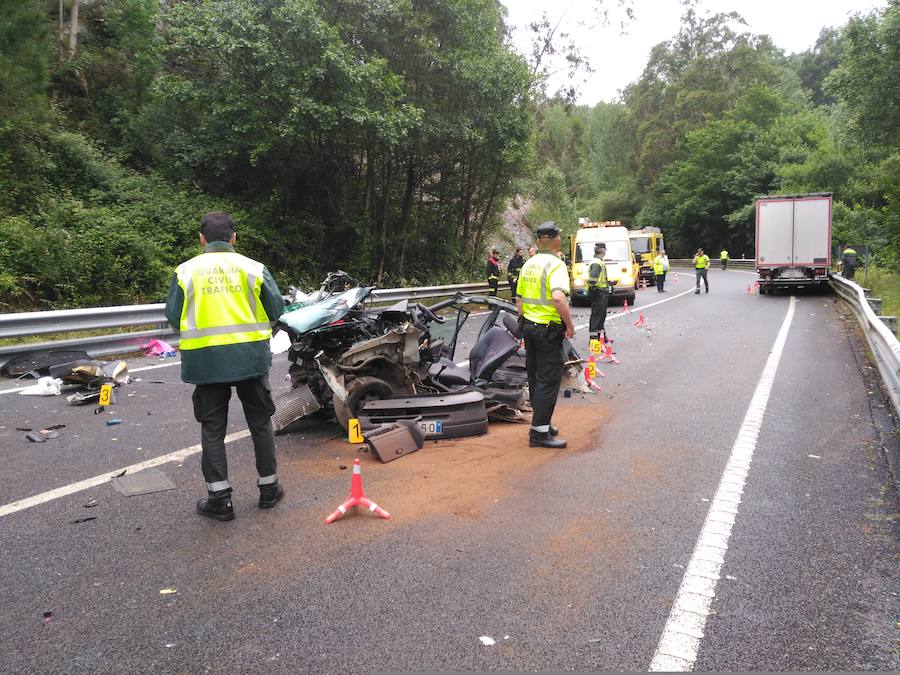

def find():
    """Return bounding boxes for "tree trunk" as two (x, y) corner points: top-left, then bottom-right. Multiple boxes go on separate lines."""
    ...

(376, 155), (393, 283)
(471, 172), (501, 268)
(68, 0), (80, 59)
(58, 0), (64, 51)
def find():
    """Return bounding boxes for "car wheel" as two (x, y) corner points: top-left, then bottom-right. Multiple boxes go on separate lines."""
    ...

(332, 376), (395, 430)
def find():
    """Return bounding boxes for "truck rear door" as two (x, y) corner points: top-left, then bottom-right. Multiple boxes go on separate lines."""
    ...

(792, 196), (832, 266)
(756, 199), (794, 267)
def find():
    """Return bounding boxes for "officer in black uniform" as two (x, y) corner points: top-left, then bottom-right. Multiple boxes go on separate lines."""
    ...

(507, 247), (525, 296)
(486, 248), (501, 296)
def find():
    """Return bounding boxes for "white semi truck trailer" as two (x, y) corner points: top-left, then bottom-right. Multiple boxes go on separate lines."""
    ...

(755, 192), (832, 294)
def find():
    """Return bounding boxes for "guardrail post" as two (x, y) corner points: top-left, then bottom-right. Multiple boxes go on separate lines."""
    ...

(867, 297), (884, 313)
(880, 316), (898, 334)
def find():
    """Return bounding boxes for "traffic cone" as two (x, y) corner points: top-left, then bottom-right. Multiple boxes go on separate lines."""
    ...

(633, 312), (647, 328)
(599, 339), (620, 365)
(746, 282), (756, 295)
(674, 272), (679, 282)
(588, 353), (606, 378)
(623, 298), (629, 313)
(325, 458), (391, 524)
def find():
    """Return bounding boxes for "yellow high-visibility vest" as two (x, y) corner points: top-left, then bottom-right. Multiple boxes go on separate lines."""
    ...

(176, 252), (272, 351)
(720, 250), (729, 260)
(695, 255), (710, 269)
(588, 257), (608, 289)
(653, 255), (666, 275)
(517, 253), (569, 324)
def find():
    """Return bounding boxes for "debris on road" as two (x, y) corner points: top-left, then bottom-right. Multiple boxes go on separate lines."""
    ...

(83, 498), (98, 508)
(42, 611), (53, 625)
(68, 516), (97, 524)
(112, 468), (176, 496)
(479, 636), (496, 646)
(142, 339), (176, 358)
(159, 588), (178, 595)
(18, 377), (63, 396)
(106, 419), (123, 426)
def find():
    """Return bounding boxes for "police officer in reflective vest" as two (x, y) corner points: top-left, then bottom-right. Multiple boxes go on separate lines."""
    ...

(720, 249), (729, 271)
(587, 242), (609, 340)
(653, 249), (668, 292)
(693, 248), (710, 294)
(841, 246), (858, 279)
(165, 211), (286, 521)
(516, 222), (575, 449)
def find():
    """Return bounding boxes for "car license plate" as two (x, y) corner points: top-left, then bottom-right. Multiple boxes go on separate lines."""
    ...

(417, 419), (443, 436)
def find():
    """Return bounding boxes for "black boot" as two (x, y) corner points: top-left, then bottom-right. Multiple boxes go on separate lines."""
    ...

(529, 430), (567, 448)
(549, 425), (560, 437)
(196, 494), (234, 521)
(259, 483), (285, 509)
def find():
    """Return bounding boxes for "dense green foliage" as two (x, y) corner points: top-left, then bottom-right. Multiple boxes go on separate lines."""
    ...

(2, 1), (897, 310)
(0, 0), (533, 309)
(531, 2), (899, 263)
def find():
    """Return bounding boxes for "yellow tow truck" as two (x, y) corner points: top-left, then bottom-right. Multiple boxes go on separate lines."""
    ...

(628, 227), (665, 286)
(569, 219), (640, 305)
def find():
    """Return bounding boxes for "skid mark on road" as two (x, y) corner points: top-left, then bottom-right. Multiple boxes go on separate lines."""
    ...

(648, 296), (797, 671)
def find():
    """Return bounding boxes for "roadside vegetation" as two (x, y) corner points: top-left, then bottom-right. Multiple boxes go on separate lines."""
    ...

(0, 0), (896, 310)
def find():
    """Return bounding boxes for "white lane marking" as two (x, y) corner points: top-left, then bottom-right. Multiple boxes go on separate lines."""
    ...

(0, 429), (251, 519)
(648, 295), (797, 672)
(0, 360), (183, 396)
(130, 361), (181, 373)
(574, 286), (697, 330)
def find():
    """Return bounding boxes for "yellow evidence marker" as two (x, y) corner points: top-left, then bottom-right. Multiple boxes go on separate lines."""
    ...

(99, 383), (113, 406)
(589, 339), (601, 354)
(348, 418), (364, 444)
(587, 361), (597, 379)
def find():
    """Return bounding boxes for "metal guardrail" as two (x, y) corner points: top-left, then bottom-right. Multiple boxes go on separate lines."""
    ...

(829, 273), (900, 418)
(0, 281), (494, 368)
(669, 258), (756, 269)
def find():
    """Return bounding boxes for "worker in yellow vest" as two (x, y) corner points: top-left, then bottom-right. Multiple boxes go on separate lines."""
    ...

(693, 248), (711, 294)
(841, 246), (858, 279)
(720, 249), (729, 271)
(516, 222), (574, 449)
(165, 211), (285, 521)
(587, 242), (609, 339)
(653, 249), (669, 292)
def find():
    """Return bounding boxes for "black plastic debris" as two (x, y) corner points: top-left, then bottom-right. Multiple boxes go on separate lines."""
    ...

(68, 516), (97, 524)
(25, 431), (46, 443)
(1, 350), (90, 378)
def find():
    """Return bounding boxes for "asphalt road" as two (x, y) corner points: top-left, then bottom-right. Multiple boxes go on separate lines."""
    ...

(0, 269), (897, 672)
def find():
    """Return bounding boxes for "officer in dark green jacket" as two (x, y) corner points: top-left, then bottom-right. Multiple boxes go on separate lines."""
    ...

(165, 211), (285, 521)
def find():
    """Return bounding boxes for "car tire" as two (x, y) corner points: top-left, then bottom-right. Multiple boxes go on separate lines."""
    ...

(332, 376), (395, 430)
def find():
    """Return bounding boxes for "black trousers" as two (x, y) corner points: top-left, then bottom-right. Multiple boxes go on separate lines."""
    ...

(696, 268), (709, 291)
(508, 277), (518, 297)
(843, 264), (856, 280)
(655, 271), (666, 292)
(523, 320), (565, 432)
(488, 278), (499, 296)
(192, 374), (278, 496)
(588, 289), (609, 335)
(721, 259), (728, 270)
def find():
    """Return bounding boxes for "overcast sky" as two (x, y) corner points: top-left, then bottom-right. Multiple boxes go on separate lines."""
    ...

(501, 0), (885, 104)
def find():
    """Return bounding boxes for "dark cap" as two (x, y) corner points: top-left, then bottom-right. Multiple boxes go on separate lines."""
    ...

(536, 221), (560, 238)
(595, 242), (606, 251)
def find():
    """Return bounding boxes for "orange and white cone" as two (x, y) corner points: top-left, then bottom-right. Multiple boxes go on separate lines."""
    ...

(633, 312), (647, 328)
(599, 339), (620, 365)
(325, 458), (391, 524)
(623, 298), (629, 313)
